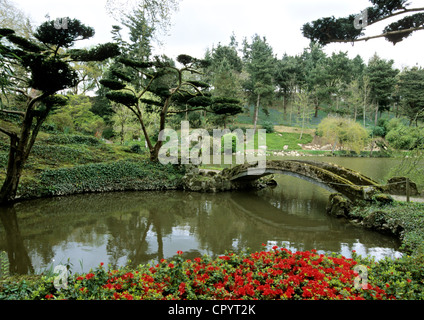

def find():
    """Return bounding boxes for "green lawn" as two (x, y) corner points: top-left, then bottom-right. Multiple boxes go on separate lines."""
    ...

(262, 132), (313, 151)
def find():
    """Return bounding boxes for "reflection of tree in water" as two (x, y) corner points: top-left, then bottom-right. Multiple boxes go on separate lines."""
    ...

(0, 206), (33, 274)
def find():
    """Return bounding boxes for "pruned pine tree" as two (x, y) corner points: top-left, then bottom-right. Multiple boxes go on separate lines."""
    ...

(0, 19), (120, 204)
(100, 54), (242, 161)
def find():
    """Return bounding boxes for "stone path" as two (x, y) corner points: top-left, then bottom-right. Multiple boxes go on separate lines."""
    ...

(391, 195), (424, 203)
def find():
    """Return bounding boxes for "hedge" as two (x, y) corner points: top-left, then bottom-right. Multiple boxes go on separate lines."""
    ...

(17, 160), (186, 199)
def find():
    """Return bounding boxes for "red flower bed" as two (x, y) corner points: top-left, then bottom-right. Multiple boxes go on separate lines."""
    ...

(52, 245), (395, 300)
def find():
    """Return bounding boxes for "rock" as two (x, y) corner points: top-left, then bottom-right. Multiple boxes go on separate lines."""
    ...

(386, 177), (419, 196)
(372, 193), (394, 205)
(326, 193), (351, 218)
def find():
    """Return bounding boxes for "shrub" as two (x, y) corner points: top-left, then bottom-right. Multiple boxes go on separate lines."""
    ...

(317, 117), (369, 154)
(262, 121), (275, 133)
(221, 133), (240, 154)
(21, 160), (186, 198)
(386, 125), (424, 150)
(2, 247), (422, 300)
(45, 134), (100, 146)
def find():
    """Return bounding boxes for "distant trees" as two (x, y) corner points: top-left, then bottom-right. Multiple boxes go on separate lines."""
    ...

(366, 55), (399, 126)
(204, 39), (244, 129)
(397, 67), (424, 126)
(242, 35), (276, 132)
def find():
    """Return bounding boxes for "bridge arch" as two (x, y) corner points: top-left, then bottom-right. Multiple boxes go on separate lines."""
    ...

(224, 160), (384, 201)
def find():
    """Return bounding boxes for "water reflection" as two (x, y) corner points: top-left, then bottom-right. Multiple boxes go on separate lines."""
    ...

(0, 176), (402, 275)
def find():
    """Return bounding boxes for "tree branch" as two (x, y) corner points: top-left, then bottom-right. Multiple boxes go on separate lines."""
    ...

(0, 126), (18, 138)
(0, 109), (26, 117)
(368, 7), (424, 27)
(329, 26), (424, 44)
(167, 107), (209, 114)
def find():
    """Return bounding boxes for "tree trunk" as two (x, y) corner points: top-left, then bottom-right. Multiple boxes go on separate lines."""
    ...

(314, 98), (319, 118)
(0, 97), (49, 205)
(374, 103), (379, 127)
(0, 138), (23, 204)
(0, 114), (33, 204)
(253, 93), (260, 132)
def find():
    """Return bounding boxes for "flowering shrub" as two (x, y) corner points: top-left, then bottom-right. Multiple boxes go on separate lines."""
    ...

(1, 246), (423, 300)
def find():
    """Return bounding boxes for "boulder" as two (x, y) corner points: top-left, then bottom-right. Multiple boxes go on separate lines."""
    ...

(386, 177), (419, 196)
(326, 193), (351, 218)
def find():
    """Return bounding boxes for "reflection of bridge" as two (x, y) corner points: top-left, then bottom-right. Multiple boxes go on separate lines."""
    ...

(223, 160), (384, 202)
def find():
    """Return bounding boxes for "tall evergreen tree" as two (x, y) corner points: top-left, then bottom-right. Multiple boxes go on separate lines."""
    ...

(242, 34), (276, 131)
(300, 42), (330, 118)
(274, 54), (304, 116)
(398, 67), (424, 125)
(366, 54), (399, 125)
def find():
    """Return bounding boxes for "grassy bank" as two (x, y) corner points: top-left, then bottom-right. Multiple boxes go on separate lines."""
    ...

(0, 133), (186, 201)
(349, 201), (424, 256)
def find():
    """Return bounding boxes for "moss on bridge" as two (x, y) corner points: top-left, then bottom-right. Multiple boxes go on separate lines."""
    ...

(224, 160), (386, 202)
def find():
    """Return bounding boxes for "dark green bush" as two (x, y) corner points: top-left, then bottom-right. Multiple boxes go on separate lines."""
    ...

(17, 160), (186, 198)
(386, 126), (424, 150)
(45, 134), (100, 146)
(262, 121), (275, 133)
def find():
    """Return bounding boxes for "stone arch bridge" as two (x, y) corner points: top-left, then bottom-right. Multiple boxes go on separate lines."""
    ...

(221, 160), (385, 202)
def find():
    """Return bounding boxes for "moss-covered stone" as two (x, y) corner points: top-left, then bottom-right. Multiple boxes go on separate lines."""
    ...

(326, 193), (352, 218)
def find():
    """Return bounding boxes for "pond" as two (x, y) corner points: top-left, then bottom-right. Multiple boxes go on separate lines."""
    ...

(0, 156), (403, 275)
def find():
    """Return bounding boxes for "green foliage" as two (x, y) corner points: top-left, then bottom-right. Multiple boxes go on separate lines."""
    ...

(68, 43), (120, 62)
(366, 55), (399, 112)
(317, 117), (369, 154)
(105, 92), (138, 107)
(302, 0), (422, 45)
(302, 15), (361, 46)
(1, 247), (422, 300)
(221, 133), (239, 153)
(44, 134), (100, 146)
(262, 121), (274, 133)
(386, 125), (424, 150)
(383, 12), (424, 44)
(350, 201), (424, 255)
(31, 160), (185, 197)
(34, 18), (94, 48)
(397, 67), (424, 124)
(0, 251), (9, 278)
(99, 79), (126, 90)
(47, 95), (106, 135)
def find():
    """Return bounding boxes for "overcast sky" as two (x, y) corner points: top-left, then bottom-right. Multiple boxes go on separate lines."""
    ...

(12, 0), (424, 69)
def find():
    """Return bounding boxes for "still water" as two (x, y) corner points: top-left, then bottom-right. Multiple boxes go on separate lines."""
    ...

(0, 156), (403, 275)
